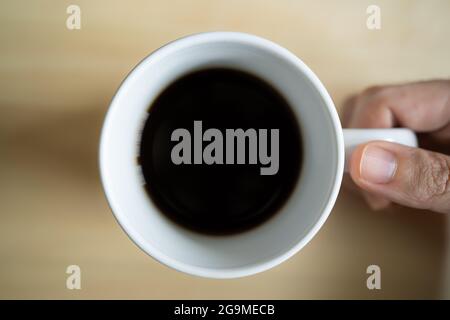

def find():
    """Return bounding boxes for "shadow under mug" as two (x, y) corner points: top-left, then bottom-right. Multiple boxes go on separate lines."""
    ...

(99, 32), (417, 278)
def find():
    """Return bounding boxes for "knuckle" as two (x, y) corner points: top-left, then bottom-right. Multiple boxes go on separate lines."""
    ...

(351, 85), (396, 128)
(355, 93), (393, 127)
(409, 151), (450, 204)
(366, 95), (389, 111)
(362, 85), (384, 96)
(361, 88), (390, 111)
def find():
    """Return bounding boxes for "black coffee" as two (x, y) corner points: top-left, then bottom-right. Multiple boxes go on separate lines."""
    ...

(138, 68), (302, 235)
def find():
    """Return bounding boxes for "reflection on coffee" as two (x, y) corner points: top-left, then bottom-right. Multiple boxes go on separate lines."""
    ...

(138, 68), (302, 235)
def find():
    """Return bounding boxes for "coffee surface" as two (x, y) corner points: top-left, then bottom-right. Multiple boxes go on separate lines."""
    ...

(139, 68), (302, 235)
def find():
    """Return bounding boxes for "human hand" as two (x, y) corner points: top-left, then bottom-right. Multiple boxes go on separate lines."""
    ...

(343, 80), (450, 214)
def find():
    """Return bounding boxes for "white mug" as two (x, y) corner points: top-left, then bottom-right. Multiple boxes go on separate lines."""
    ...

(99, 32), (417, 278)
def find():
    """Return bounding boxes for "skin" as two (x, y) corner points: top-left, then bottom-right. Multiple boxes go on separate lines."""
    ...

(343, 80), (450, 214)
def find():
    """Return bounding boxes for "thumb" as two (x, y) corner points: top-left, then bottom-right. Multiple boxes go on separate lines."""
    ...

(349, 141), (450, 214)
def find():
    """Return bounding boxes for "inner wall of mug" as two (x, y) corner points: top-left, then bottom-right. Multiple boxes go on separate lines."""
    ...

(100, 33), (342, 276)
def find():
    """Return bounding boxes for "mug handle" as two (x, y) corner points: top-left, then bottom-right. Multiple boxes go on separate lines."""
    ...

(343, 128), (418, 172)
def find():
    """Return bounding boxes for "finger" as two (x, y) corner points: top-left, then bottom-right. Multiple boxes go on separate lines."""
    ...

(349, 141), (450, 214)
(342, 174), (361, 193)
(348, 80), (450, 131)
(341, 95), (358, 127)
(362, 192), (391, 211)
(342, 174), (392, 210)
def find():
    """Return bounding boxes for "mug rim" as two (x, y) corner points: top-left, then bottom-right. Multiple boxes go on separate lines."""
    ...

(99, 31), (345, 278)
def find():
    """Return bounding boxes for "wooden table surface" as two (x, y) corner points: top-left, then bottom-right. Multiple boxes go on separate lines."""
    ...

(1, 0), (449, 299)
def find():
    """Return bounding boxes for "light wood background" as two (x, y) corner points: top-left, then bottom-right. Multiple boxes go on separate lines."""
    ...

(1, 0), (449, 299)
